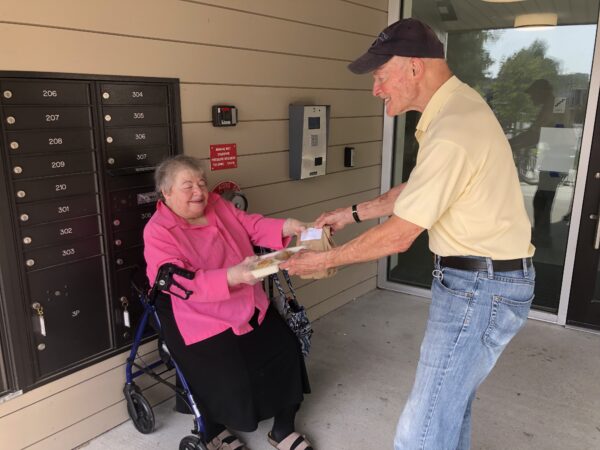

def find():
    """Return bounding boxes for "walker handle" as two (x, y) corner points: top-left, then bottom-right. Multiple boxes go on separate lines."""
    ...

(150, 263), (195, 301)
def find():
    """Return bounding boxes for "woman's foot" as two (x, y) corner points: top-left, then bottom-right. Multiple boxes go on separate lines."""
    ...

(206, 429), (249, 450)
(267, 431), (313, 450)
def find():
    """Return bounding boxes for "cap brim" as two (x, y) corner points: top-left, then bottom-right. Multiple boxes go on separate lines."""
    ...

(348, 52), (392, 74)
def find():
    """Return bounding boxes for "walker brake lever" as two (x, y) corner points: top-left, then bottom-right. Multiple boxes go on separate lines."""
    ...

(151, 263), (195, 300)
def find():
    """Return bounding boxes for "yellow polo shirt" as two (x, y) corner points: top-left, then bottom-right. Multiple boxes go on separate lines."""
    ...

(393, 76), (535, 259)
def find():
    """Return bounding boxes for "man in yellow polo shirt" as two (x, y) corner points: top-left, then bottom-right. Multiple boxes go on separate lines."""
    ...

(282, 18), (535, 450)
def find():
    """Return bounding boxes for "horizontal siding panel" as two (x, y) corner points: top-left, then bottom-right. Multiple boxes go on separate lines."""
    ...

(244, 165), (381, 215)
(0, 348), (164, 449)
(268, 188), (381, 222)
(308, 277), (377, 319)
(0, 0), (375, 61)
(194, 141), (381, 190)
(0, 341), (157, 417)
(0, 24), (370, 89)
(296, 261), (378, 309)
(348, 0), (389, 11)
(27, 380), (174, 450)
(180, 85), (382, 122)
(182, 117), (383, 157)
(183, 0), (387, 35)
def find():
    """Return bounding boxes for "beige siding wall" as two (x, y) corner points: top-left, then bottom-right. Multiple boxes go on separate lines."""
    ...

(0, 1), (387, 448)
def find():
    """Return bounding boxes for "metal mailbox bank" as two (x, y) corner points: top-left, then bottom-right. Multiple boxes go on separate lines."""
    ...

(0, 72), (182, 397)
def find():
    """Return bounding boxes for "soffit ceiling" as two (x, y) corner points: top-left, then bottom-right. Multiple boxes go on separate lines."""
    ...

(413, 0), (599, 32)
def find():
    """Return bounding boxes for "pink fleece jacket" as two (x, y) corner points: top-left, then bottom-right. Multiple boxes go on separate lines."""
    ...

(143, 193), (289, 345)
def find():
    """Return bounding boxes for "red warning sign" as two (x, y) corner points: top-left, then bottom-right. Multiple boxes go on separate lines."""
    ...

(210, 143), (237, 171)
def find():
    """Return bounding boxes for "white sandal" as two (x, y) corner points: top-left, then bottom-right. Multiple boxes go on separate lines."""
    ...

(267, 431), (313, 450)
(206, 429), (249, 450)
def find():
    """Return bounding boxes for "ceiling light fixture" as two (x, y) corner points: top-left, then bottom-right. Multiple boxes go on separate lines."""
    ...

(514, 13), (558, 28)
(482, 0), (525, 3)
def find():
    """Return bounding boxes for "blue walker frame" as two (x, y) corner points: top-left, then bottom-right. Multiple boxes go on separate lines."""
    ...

(123, 263), (208, 449)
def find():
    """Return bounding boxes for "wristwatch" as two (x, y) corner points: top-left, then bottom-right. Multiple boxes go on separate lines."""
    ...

(351, 204), (361, 223)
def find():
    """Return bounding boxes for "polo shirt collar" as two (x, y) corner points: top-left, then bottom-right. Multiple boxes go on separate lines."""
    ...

(415, 75), (462, 139)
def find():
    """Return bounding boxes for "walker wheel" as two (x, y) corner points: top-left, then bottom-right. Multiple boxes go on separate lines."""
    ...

(179, 435), (208, 450)
(126, 389), (155, 434)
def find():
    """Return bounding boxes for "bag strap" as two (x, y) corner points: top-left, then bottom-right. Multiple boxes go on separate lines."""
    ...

(281, 270), (297, 298)
(271, 270), (297, 300)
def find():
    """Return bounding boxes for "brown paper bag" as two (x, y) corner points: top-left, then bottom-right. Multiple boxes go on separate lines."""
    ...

(297, 225), (338, 279)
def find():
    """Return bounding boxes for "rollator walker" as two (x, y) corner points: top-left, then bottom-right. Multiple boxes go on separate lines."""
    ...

(123, 262), (209, 450)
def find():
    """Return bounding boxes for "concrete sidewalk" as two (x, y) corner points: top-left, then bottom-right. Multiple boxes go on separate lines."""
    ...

(82, 289), (600, 450)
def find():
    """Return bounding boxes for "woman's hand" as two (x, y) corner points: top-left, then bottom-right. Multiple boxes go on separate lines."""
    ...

(282, 218), (307, 238)
(227, 256), (260, 286)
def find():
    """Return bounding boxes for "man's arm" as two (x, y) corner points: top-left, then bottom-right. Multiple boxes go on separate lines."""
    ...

(314, 183), (406, 231)
(282, 215), (424, 276)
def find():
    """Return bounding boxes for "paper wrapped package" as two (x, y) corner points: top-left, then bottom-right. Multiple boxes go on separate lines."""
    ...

(296, 225), (337, 279)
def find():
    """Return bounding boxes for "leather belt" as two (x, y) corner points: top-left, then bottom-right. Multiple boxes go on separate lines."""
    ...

(439, 256), (532, 272)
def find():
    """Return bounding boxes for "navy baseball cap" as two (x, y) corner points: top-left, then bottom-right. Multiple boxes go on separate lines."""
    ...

(348, 18), (445, 74)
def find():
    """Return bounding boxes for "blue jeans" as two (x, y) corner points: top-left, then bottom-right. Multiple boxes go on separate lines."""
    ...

(394, 256), (535, 450)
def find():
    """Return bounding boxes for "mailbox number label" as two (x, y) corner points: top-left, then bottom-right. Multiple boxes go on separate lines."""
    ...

(132, 91), (143, 98)
(55, 184), (67, 192)
(58, 205), (70, 214)
(51, 161), (66, 169)
(43, 90), (58, 97)
(46, 114), (60, 122)
(62, 248), (75, 257)
(133, 112), (144, 119)
(140, 212), (152, 220)
(135, 133), (146, 140)
(59, 227), (73, 236)
(136, 153), (147, 160)
(49, 138), (63, 145)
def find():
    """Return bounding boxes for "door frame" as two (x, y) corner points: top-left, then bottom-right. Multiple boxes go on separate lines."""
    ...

(377, 0), (600, 327)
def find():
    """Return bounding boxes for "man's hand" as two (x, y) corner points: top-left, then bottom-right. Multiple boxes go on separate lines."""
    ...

(280, 250), (329, 277)
(282, 218), (307, 238)
(314, 207), (353, 233)
(227, 256), (260, 286)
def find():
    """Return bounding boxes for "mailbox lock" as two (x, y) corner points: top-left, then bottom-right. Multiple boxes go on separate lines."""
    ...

(6, 116), (16, 125)
(104, 114), (112, 122)
(37, 343), (46, 351)
(3, 90), (12, 99)
(13, 166), (23, 174)
(116, 258), (124, 265)
(120, 296), (128, 304)
(113, 219), (121, 226)
(16, 190), (26, 198)
(102, 92), (110, 99)
(23, 236), (32, 245)
(106, 136), (113, 144)
(26, 259), (35, 267)
(114, 239), (122, 246)
(107, 158), (115, 165)
(10, 141), (19, 150)
(20, 213), (29, 222)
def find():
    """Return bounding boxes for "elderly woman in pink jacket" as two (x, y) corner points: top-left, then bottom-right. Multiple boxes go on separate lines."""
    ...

(144, 155), (313, 450)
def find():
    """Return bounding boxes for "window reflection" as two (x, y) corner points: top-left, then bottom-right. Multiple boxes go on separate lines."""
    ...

(388, 3), (598, 313)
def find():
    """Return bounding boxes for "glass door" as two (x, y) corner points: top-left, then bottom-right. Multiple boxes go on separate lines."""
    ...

(384, 0), (600, 315)
(567, 99), (600, 330)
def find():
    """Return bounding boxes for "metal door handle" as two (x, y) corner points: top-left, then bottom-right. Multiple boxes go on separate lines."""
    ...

(595, 202), (600, 249)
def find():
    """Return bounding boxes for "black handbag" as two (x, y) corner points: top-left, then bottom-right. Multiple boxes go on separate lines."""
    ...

(269, 270), (313, 356)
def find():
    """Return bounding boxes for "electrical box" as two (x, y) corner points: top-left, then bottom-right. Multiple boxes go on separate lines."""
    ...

(212, 105), (237, 127)
(289, 105), (330, 180)
(0, 71), (182, 391)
